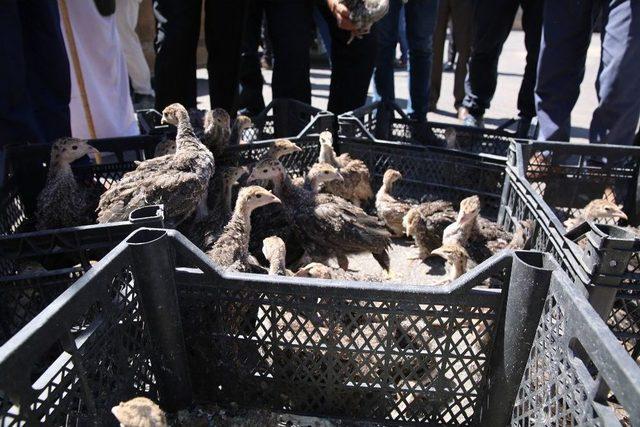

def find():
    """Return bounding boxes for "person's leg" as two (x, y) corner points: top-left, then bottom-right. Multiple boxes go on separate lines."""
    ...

(398, 7), (409, 63)
(19, 0), (71, 143)
(430, 0), (451, 110)
(450, 0), (473, 111)
(320, 0), (378, 114)
(115, 0), (155, 96)
(238, 0), (266, 115)
(517, 0), (543, 120)
(153, 0), (201, 110)
(535, 0), (596, 141)
(462, 0), (519, 120)
(590, 0), (640, 145)
(314, 6), (332, 60)
(372, 0), (401, 103)
(205, 0), (249, 114)
(405, 0), (439, 120)
(264, 0), (313, 104)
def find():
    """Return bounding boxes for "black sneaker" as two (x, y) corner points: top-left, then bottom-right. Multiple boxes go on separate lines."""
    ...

(515, 117), (533, 138)
(133, 93), (155, 110)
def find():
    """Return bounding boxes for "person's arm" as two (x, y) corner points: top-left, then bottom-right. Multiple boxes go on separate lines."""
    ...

(326, 0), (356, 31)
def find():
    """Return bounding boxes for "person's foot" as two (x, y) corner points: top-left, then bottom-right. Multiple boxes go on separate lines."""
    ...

(428, 103), (437, 113)
(462, 113), (484, 128)
(132, 93), (155, 110)
(443, 61), (455, 72)
(394, 57), (407, 69)
(516, 117), (533, 138)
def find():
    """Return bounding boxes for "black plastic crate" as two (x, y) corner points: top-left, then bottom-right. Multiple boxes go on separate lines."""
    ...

(2, 228), (639, 425)
(498, 140), (640, 361)
(137, 98), (326, 144)
(339, 101), (515, 158)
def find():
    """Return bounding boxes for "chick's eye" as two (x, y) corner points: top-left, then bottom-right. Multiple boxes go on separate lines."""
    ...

(263, 169), (268, 173)
(72, 145), (78, 150)
(255, 194), (262, 199)
(324, 171), (329, 174)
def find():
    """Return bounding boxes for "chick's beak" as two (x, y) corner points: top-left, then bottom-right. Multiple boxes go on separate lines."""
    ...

(613, 210), (628, 220)
(293, 145), (303, 153)
(431, 247), (446, 259)
(336, 173), (344, 182)
(87, 145), (99, 155)
(160, 116), (168, 125)
(246, 171), (257, 182)
(270, 194), (281, 204)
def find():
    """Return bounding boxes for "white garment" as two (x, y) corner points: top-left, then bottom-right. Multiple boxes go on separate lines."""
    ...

(115, 0), (155, 96)
(59, 0), (139, 139)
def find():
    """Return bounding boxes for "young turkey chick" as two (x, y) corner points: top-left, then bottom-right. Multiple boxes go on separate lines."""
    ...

(248, 158), (392, 273)
(316, 131), (373, 207)
(207, 186), (280, 272)
(295, 262), (383, 282)
(443, 195), (512, 264)
(111, 397), (167, 427)
(376, 169), (413, 236)
(36, 138), (101, 230)
(506, 219), (534, 250)
(262, 236), (292, 276)
(185, 166), (248, 250)
(97, 103), (215, 225)
(403, 200), (457, 260)
(564, 199), (628, 229)
(264, 138), (303, 160)
(203, 108), (231, 155)
(153, 137), (176, 157)
(431, 244), (469, 284)
(230, 115), (253, 145)
(340, 0), (390, 43)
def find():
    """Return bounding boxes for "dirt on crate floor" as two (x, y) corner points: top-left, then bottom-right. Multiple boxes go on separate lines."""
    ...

(331, 238), (479, 286)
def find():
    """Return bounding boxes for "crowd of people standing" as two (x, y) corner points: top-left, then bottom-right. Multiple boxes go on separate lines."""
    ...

(1, 0), (639, 148)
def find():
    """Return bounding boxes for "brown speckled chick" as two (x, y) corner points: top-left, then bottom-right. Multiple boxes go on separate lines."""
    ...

(443, 195), (512, 264)
(376, 169), (413, 236)
(264, 138), (303, 160)
(262, 236), (293, 276)
(111, 397), (167, 427)
(431, 243), (469, 283)
(97, 103), (215, 225)
(248, 158), (391, 273)
(564, 199), (628, 229)
(317, 131), (373, 207)
(403, 200), (457, 260)
(36, 138), (101, 230)
(207, 186), (280, 272)
(203, 108), (231, 156)
(230, 115), (253, 145)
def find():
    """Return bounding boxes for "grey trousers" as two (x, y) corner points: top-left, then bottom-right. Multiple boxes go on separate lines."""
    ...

(535, 0), (640, 145)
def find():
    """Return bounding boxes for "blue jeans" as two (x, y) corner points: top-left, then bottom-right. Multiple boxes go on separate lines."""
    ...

(373, 0), (439, 120)
(536, 0), (640, 145)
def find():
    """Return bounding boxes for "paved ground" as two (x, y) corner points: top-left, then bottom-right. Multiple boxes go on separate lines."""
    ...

(196, 31), (603, 143)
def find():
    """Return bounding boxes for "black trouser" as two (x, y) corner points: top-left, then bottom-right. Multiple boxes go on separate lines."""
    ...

(462, 0), (543, 119)
(153, 0), (249, 114)
(0, 0), (70, 146)
(317, 0), (378, 114)
(0, 0), (71, 215)
(238, 0), (313, 114)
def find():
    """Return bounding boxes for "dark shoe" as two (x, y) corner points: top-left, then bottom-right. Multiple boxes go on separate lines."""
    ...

(515, 117), (533, 138)
(394, 58), (407, 69)
(462, 113), (484, 128)
(443, 61), (455, 72)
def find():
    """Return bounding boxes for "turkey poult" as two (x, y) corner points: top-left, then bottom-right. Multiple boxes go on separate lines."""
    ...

(295, 262), (383, 282)
(442, 195), (512, 264)
(506, 219), (534, 250)
(247, 158), (392, 273)
(36, 138), (101, 230)
(340, 0), (389, 43)
(317, 131), (373, 207)
(207, 186), (281, 272)
(230, 115), (253, 145)
(203, 108), (231, 156)
(111, 397), (167, 427)
(403, 200), (457, 260)
(264, 138), (303, 160)
(376, 169), (413, 236)
(262, 236), (293, 276)
(564, 199), (628, 229)
(97, 103), (215, 224)
(431, 243), (469, 283)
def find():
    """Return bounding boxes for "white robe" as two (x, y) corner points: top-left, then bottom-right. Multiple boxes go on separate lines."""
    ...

(59, 0), (139, 139)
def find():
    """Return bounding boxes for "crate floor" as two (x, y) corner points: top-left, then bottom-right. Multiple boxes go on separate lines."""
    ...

(333, 238), (476, 286)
